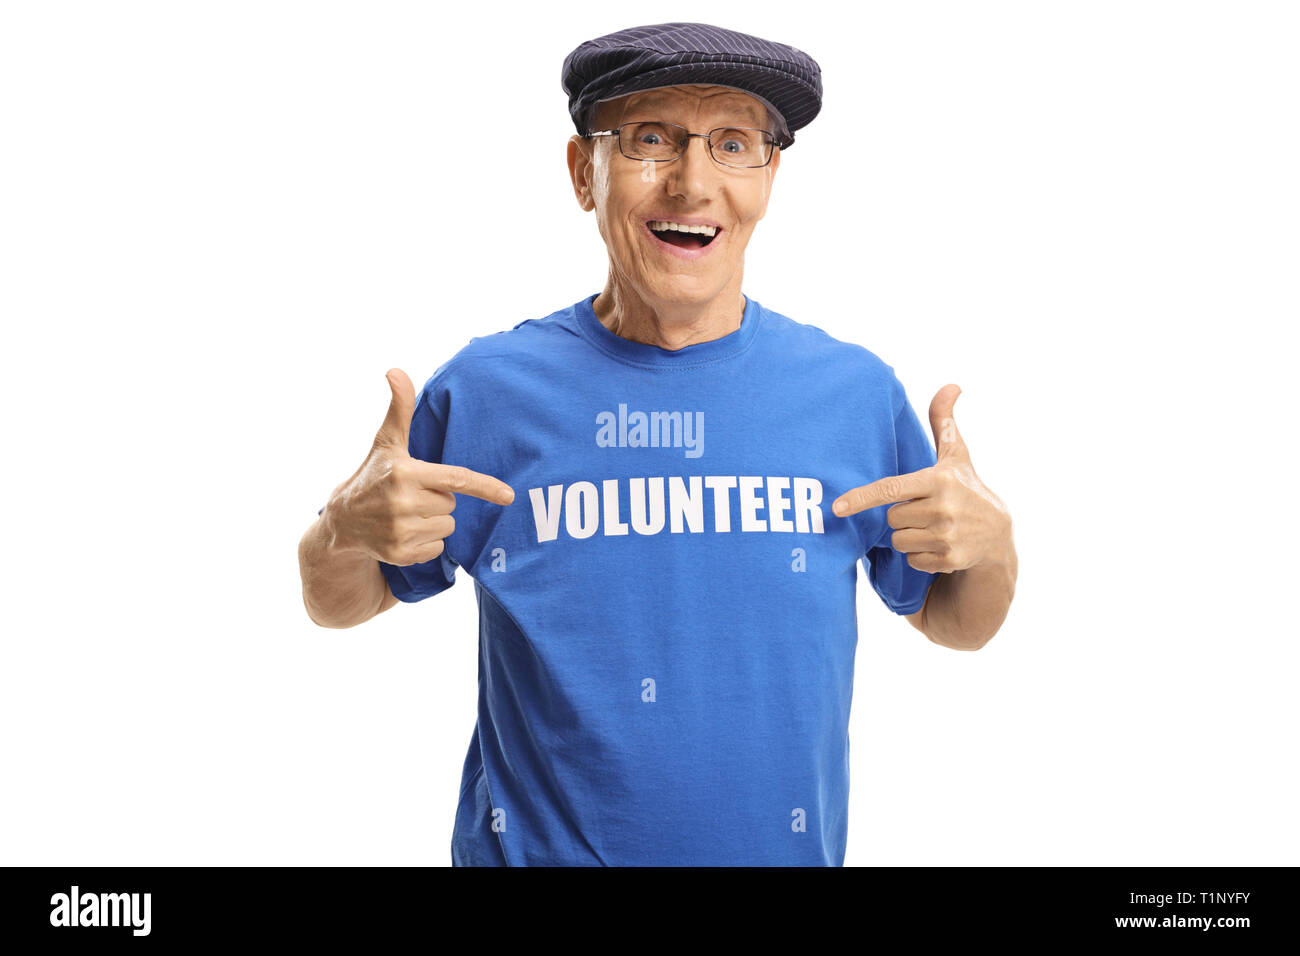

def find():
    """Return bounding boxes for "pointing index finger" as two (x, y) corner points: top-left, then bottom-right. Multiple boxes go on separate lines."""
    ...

(831, 468), (933, 517)
(411, 459), (515, 506)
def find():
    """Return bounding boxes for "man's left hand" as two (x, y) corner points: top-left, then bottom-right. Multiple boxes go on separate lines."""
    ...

(831, 385), (1012, 574)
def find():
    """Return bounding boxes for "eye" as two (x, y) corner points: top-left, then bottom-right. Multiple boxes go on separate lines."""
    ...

(713, 129), (755, 155)
(628, 123), (681, 149)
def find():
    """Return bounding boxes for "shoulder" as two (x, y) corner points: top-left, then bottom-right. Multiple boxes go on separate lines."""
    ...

(755, 300), (901, 400)
(418, 302), (580, 399)
(439, 310), (561, 370)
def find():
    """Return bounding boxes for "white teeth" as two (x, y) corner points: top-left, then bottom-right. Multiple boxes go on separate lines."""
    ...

(649, 220), (718, 237)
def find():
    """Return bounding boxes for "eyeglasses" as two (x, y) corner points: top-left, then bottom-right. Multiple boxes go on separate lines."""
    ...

(585, 121), (776, 169)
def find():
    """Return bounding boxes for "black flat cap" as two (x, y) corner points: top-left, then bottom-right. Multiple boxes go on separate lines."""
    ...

(561, 22), (822, 150)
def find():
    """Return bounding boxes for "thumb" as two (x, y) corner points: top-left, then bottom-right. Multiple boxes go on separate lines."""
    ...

(928, 383), (970, 463)
(374, 368), (416, 453)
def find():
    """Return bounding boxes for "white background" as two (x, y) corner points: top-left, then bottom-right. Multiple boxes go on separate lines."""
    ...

(2, 0), (1295, 866)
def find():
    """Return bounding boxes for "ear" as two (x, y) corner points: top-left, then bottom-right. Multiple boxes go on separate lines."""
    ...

(567, 135), (597, 212)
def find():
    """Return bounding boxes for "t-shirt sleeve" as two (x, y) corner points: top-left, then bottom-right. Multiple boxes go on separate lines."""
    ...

(863, 372), (939, 615)
(316, 372), (459, 604)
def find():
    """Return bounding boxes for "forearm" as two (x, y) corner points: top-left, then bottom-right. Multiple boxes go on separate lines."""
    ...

(298, 513), (389, 629)
(921, 542), (1018, 651)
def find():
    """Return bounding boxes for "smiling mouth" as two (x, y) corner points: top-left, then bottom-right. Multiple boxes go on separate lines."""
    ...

(646, 221), (721, 249)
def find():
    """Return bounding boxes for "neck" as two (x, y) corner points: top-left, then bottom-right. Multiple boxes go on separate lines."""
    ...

(592, 271), (747, 351)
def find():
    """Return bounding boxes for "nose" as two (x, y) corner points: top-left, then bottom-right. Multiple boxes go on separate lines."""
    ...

(664, 134), (715, 195)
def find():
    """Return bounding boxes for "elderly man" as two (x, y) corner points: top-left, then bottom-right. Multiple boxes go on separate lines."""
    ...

(298, 22), (1017, 867)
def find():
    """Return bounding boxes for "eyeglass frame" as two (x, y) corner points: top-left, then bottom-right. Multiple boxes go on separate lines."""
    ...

(584, 121), (778, 169)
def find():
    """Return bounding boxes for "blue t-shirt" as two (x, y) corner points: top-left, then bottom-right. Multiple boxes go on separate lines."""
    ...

(360, 292), (937, 866)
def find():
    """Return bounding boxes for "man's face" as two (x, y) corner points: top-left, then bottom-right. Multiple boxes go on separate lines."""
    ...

(568, 84), (781, 307)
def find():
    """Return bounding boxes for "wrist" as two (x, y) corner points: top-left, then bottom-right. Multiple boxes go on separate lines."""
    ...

(973, 542), (1018, 602)
(319, 498), (360, 557)
(976, 545), (1016, 574)
(975, 516), (1017, 574)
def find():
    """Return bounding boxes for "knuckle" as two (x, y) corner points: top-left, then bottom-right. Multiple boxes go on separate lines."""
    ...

(379, 470), (404, 499)
(422, 539), (446, 561)
(386, 512), (406, 541)
(395, 459), (422, 488)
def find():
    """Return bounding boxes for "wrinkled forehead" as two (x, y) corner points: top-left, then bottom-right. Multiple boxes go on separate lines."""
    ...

(594, 84), (773, 128)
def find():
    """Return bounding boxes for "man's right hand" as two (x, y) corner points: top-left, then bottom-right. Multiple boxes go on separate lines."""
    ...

(320, 368), (515, 567)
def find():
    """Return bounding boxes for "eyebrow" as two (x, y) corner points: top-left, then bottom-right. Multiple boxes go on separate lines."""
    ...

(621, 94), (765, 127)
